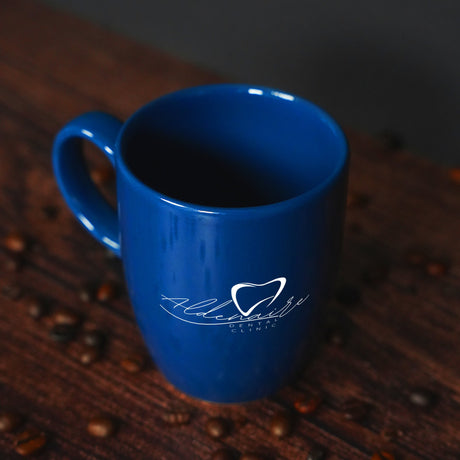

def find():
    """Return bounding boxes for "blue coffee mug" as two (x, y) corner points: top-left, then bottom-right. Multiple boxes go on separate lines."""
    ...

(53, 84), (348, 403)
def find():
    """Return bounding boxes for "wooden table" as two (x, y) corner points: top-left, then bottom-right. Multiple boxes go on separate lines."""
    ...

(0, 1), (459, 458)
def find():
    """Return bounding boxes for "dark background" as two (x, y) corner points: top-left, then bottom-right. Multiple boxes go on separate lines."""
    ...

(41, 0), (460, 165)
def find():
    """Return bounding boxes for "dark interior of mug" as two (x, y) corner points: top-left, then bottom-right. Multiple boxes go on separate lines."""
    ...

(120, 86), (347, 208)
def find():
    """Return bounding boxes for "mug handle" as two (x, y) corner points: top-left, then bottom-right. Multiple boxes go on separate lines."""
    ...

(52, 111), (123, 257)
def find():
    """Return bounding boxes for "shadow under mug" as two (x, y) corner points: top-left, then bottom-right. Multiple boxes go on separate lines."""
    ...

(52, 84), (349, 403)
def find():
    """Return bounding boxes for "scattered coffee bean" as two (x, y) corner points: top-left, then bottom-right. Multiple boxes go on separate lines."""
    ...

(342, 399), (369, 421)
(53, 308), (81, 326)
(409, 388), (435, 407)
(425, 260), (448, 277)
(347, 191), (370, 208)
(120, 353), (145, 373)
(211, 447), (235, 460)
(78, 284), (94, 303)
(335, 285), (361, 306)
(80, 347), (101, 365)
(87, 415), (117, 438)
(1, 283), (23, 300)
(91, 165), (115, 186)
(41, 205), (59, 220)
(3, 231), (27, 253)
(15, 428), (47, 456)
(96, 281), (117, 302)
(49, 324), (77, 343)
(205, 416), (228, 439)
(371, 451), (395, 460)
(307, 446), (326, 460)
(25, 296), (48, 320)
(4, 254), (23, 272)
(448, 168), (460, 185)
(0, 411), (22, 432)
(379, 130), (405, 151)
(82, 329), (106, 348)
(269, 410), (293, 438)
(294, 395), (322, 415)
(161, 410), (191, 425)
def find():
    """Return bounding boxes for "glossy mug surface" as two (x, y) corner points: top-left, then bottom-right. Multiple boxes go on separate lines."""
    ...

(52, 84), (349, 403)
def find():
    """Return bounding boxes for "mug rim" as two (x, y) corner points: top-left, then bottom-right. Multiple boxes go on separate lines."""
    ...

(115, 83), (349, 216)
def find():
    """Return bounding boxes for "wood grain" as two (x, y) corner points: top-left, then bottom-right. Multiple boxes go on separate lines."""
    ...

(0, 1), (459, 459)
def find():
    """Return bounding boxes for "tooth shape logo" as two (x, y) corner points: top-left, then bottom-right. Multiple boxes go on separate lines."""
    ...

(231, 277), (287, 317)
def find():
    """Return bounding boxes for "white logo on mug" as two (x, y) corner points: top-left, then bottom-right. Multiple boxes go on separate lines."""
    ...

(231, 277), (287, 317)
(160, 277), (309, 331)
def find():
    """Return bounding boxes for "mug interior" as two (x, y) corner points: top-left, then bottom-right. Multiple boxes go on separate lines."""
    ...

(119, 85), (347, 208)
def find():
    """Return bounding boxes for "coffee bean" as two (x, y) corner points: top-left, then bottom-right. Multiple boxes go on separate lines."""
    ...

(82, 329), (106, 348)
(3, 231), (27, 253)
(4, 254), (23, 272)
(53, 308), (81, 326)
(269, 410), (292, 438)
(1, 283), (23, 300)
(0, 411), (22, 432)
(409, 388), (435, 407)
(347, 191), (370, 208)
(307, 446), (326, 460)
(342, 399), (369, 421)
(211, 447), (235, 460)
(91, 165), (115, 186)
(25, 296), (48, 320)
(120, 354), (145, 373)
(87, 415), (117, 438)
(161, 410), (191, 425)
(379, 130), (405, 151)
(205, 416), (228, 439)
(425, 261), (448, 277)
(448, 168), (460, 185)
(335, 285), (361, 306)
(49, 324), (77, 343)
(371, 451), (395, 460)
(80, 347), (101, 365)
(294, 395), (322, 415)
(96, 282), (117, 302)
(41, 205), (59, 220)
(15, 428), (47, 456)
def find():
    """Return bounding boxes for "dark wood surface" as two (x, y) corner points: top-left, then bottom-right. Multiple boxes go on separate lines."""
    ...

(0, 1), (459, 458)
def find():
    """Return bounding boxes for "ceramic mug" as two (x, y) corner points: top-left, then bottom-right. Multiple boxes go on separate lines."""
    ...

(52, 84), (349, 403)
